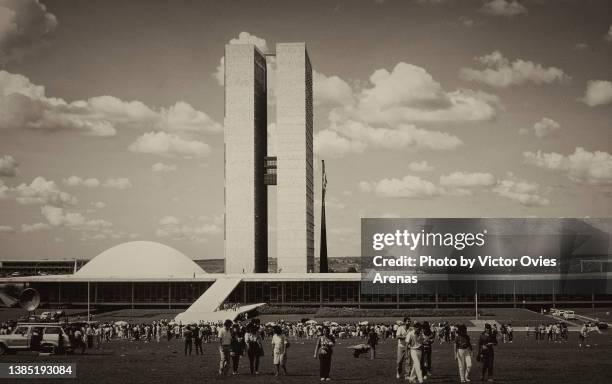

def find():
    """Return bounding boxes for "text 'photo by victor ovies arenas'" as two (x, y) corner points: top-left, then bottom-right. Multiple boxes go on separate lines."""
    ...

(0, 0), (611, 383)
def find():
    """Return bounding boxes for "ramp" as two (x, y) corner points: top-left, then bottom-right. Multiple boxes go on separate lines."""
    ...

(174, 277), (242, 323)
(175, 303), (266, 324)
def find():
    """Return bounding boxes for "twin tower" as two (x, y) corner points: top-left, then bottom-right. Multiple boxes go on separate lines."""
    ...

(224, 43), (314, 274)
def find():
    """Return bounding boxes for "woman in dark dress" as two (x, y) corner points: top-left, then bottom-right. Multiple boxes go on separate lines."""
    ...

(314, 326), (335, 381)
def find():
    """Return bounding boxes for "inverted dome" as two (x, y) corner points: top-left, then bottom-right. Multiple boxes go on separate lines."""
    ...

(76, 241), (205, 277)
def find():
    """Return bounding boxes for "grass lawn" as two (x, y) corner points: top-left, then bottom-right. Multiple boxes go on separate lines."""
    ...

(2, 328), (611, 383)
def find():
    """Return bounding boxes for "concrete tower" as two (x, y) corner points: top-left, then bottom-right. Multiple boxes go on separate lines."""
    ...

(275, 43), (315, 273)
(224, 44), (268, 273)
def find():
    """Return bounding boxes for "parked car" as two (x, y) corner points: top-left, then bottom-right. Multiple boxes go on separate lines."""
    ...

(562, 310), (576, 320)
(0, 323), (71, 355)
(551, 308), (564, 317)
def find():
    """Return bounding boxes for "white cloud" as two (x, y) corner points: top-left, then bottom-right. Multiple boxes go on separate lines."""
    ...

(353, 62), (499, 123)
(62, 176), (100, 187)
(0, 0), (58, 63)
(460, 51), (569, 88)
(13, 177), (77, 206)
(159, 101), (222, 134)
(459, 16), (475, 27)
(41, 205), (83, 226)
(378, 213), (401, 218)
(313, 71), (354, 107)
(159, 215), (180, 226)
(156, 215), (221, 242)
(439, 172), (496, 187)
(0, 71), (221, 137)
(519, 117), (560, 138)
(408, 161), (434, 172)
(480, 0), (527, 17)
(315, 118), (462, 159)
(0, 179), (8, 199)
(315, 196), (346, 210)
(0, 154), (18, 176)
(532, 117), (560, 138)
(91, 201), (106, 209)
(61, 176), (131, 189)
(0, 225), (15, 233)
(332, 120), (463, 151)
(128, 131), (210, 158)
(213, 32), (269, 86)
(492, 179), (549, 206)
(523, 147), (612, 185)
(41, 205), (113, 232)
(314, 61), (496, 159)
(579, 80), (612, 107)
(605, 25), (612, 42)
(102, 177), (132, 189)
(21, 222), (50, 232)
(314, 129), (366, 158)
(152, 162), (178, 172)
(359, 175), (445, 198)
(574, 43), (588, 50)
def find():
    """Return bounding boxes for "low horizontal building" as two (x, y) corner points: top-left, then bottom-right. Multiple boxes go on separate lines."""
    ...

(1, 241), (611, 311)
(0, 259), (88, 276)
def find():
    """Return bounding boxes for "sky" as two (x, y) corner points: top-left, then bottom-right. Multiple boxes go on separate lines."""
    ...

(0, 0), (611, 262)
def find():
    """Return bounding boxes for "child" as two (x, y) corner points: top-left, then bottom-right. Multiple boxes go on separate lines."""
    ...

(271, 326), (289, 376)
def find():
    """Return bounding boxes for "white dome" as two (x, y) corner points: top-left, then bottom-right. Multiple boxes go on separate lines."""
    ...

(76, 241), (205, 277)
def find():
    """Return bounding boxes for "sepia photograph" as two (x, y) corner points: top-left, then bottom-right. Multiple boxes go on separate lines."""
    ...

(0, 0), (611, 382)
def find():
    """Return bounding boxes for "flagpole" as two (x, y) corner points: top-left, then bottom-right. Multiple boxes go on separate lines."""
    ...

(320, 160), (328, 273)
(475, 277), (479, 320)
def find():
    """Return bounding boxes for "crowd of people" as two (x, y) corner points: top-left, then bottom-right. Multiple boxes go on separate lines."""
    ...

(0, 315), (601, 383)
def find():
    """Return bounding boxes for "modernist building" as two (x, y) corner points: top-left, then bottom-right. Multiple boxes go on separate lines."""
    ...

(1, 42), (611, 319)
(0, 260), (88, 276)
(224, 42), (314, 274)
(224, 44), (269, 274)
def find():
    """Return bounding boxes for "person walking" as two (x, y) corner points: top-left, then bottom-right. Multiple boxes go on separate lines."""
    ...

(478, 323), (498, 382)
(271, 326), (289, 376)
(366, 327), (378, 359)
(421, 321), (434, 379)
(245, 323), (263, 374)
(407, 322), (424, 384)
(85, 324), (94, 349)
(194, 325), (203, 355)
(454, 324), (473, 383)
(578, 324), (590, 347)
(183, 325), (193, 355)
(74, 327), (86, 354)
(218, 320), (233, 375)
(395, 318), (411, 379)
(314, 326), (335, 381)
(230, 323), (244, 375)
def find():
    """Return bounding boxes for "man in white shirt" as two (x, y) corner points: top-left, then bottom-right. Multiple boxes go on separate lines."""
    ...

(218, 320), (233, 375)
(395, 317), (412, 379)
(406, 323), (424, 384)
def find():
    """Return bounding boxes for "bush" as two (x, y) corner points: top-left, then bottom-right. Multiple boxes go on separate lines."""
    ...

(314, 307), (487, 318)
(257, 306), (318, 315)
